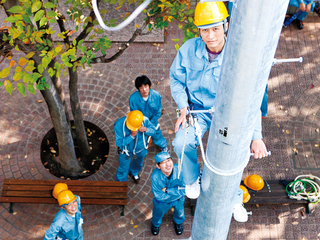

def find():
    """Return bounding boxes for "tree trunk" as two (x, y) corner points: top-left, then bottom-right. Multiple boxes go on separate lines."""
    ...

(41, 68), (84, 175)
(69, 68), (91, 155)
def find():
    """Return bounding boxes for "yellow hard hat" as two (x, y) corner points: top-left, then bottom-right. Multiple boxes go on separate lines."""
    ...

(57, 190), (76, 206)
(239, 185), (251, 203)
(53, 183), (68, 199)
(244, 174), (264, 191)
(126, 110), (143, 131)
(194, 1), (229, 28)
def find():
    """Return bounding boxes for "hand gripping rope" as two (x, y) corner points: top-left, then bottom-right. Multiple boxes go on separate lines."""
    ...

(286, 175), (320, 203)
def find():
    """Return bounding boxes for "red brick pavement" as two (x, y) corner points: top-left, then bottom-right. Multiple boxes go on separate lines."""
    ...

(1, 14), (320, 240)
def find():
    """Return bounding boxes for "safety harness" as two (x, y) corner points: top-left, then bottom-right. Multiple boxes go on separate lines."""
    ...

(120, 118), (148, 157)
(286, 175), (320, 203)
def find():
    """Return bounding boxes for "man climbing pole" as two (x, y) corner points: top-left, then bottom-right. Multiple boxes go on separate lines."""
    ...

(129, 75), (168, 152)
(170, 1), (268, 221)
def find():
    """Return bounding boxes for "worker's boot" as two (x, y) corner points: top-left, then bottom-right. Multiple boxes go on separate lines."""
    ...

(296, 20), (304, 30)
(233, 203), (248, 222)
(185, 176), (201, 199)
(174, 223), (184, 235)
(151, 224), (160, 235)
(314, 3), (320, 17)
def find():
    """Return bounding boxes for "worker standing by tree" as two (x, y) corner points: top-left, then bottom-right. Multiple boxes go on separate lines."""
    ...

(129, 75), (168, 152)
(170, 1), (268, 221)
(114, 110), (156, 183)
(150, 152), (185, 236)
(44, 184), (84, 240)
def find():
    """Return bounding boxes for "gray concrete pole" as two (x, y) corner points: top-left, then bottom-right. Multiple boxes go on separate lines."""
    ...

(190, 0), (289, 240)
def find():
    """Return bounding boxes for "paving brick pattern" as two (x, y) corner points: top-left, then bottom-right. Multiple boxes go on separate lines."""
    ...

(1, 13), (320, 240)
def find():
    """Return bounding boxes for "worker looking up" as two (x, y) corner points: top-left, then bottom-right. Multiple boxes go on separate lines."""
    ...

(129, 75), (168, 152)
(169, 1), (268, 221)
(44, 185), (83, 240)
(114, 110), (156, 183)
(151, 152), (185, 236)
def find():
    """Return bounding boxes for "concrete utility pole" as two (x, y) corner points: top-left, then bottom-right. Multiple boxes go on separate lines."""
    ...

(190, 0), (289, 239)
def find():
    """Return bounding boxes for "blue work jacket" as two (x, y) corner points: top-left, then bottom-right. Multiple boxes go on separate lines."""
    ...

(114, 116), (156, 154)
(170, 37), (262, 140)
(129, 89), (162, 126)
(151, 164), (185, 203)
(44, 195), (83, 240)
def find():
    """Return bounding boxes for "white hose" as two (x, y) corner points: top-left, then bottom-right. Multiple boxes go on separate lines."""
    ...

(92, 0), (152, 31)
(194, 118), (250, 176)
(288, 175), (320, 202)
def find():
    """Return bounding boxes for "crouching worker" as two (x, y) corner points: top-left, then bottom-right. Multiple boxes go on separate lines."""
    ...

(44, 183), (83, 240)
(115, 110), (155, 183)
(151, 152), (185, 236)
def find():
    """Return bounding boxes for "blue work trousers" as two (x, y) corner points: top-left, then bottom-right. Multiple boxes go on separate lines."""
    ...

(151, 126), (167, 149)
(289, 0), (315, 21)
(116, 149), (148, 181)
(261, 85), (268, 117)
(173, 113), (211, 185)
(152, 197), (185, 227)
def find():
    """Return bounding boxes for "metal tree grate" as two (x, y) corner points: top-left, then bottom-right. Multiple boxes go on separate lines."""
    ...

(290, 139), (320, 170)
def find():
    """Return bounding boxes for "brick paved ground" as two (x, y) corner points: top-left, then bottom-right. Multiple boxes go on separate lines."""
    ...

(1, 11), (320, 240)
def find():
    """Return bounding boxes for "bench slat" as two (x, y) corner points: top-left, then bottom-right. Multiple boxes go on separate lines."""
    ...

(0, 197), (127, 205)
(2, 190), (127, 199)
(2, 185), (127, 193)
(3, 179), (127, 187)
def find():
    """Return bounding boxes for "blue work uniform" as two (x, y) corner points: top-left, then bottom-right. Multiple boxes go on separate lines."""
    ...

(151, 164), (185, 227)
(44, 195), (83, 240)
(289, 0), (315, 21)
(114, 116), (156, 181)
(129, 89), (167, 149)
(170, 37), (263, 186)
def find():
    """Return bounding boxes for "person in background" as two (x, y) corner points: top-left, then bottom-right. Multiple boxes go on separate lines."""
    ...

(114, 110), (155, 183)
(150, 152), (185, 236)
(44, 184), (83, 240)
(129, 75), (168, 152)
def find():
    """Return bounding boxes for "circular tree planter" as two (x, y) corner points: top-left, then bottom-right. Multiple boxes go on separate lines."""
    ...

(41, 121), (109, 179)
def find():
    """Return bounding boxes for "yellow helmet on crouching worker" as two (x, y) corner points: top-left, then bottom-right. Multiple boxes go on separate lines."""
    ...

(57, 190), (77, 206)
(194, 1), (229, 32)
(239, 185), (251, 203)
(244, 174), (265, 191)
(126, 110), (143, 131)
(53, 183), (68, 199)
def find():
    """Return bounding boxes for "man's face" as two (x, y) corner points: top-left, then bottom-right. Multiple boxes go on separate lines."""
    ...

(62, 199), (78, 216)
(200, 24), (226, 52)
(157, 158), (173, 176)
(138, 84), (150, 98)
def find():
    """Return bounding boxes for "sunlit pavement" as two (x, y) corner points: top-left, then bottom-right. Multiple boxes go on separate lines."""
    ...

(1, 14), (320, 240)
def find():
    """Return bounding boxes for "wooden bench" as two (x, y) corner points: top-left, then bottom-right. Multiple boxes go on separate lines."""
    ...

(1, 179), (128, 215)
(190, 180), (315, 216)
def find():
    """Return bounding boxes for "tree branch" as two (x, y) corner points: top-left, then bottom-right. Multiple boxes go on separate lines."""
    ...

(75, 0), (101, 45)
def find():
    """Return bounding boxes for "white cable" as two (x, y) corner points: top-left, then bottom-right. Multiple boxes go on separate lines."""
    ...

(194, 118), (250, 176)
(92, 0), (152, 31)
(288, 175), (320, 202)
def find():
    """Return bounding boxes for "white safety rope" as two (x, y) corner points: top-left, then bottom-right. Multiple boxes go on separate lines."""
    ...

(287, 175), (320, 203)
(92, 0), (152, 31)
(122, 118), (147, 157)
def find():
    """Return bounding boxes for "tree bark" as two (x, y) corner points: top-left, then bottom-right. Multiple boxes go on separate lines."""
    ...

(69, 68), (91, 155)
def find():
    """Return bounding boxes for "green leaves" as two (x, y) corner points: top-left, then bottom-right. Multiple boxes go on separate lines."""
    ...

(4, 80), (13, 95)
(8, 5), (24, 13)
(27, 83), (36, 95)
(43, 2), (56, 9)
(32, 1), (42, 13)
(17, 82), (25, 96)
(34, 10), (44, 22)
(5, 16), (19, 23)
(0, 67), (11, 78)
